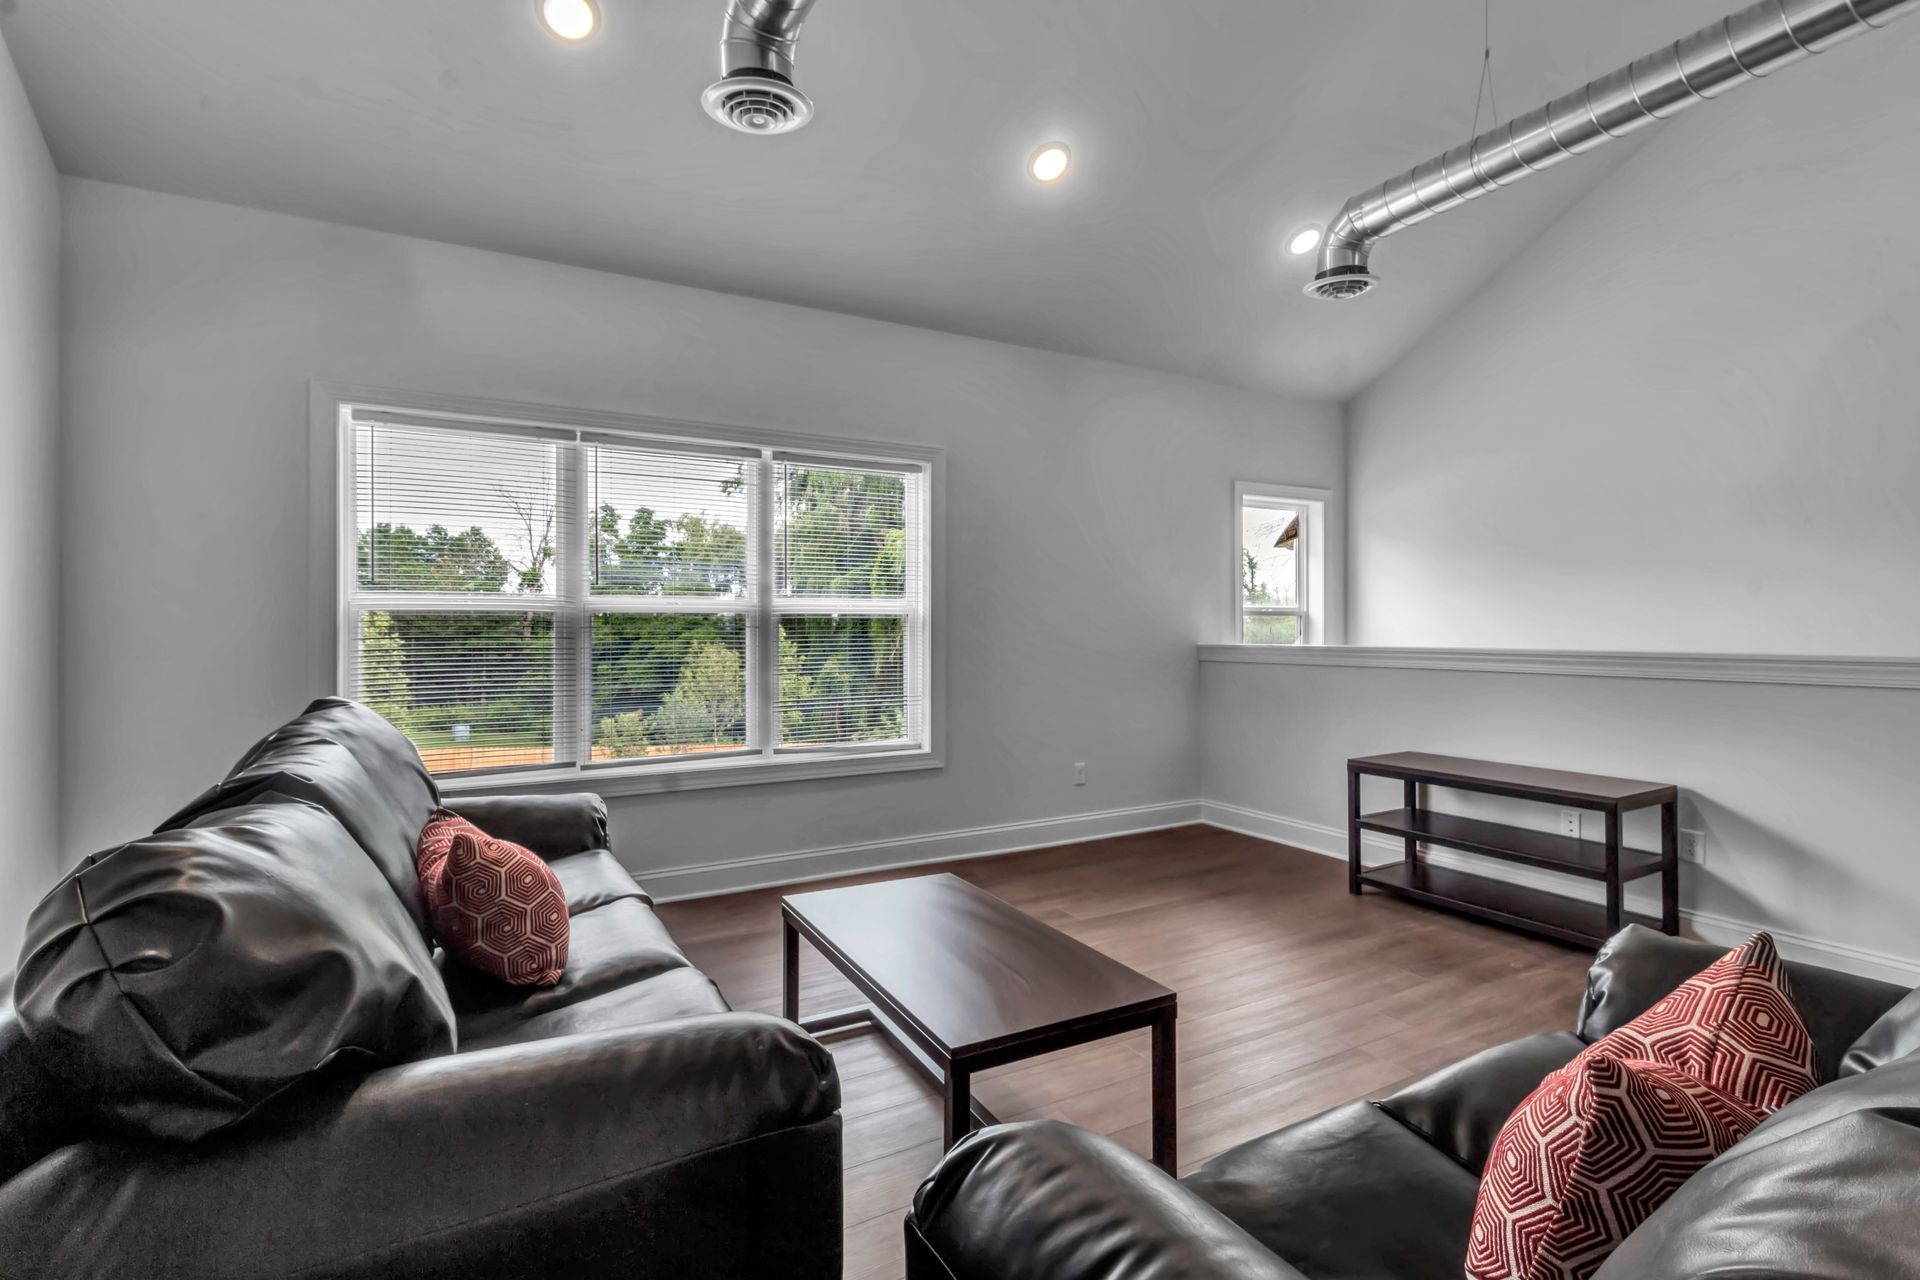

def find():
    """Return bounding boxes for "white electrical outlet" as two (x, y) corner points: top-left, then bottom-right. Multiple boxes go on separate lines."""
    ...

(1073, 762), (1087, 787)
(1559, 810), (1582, 839)
(1680, 829), (1706, 865)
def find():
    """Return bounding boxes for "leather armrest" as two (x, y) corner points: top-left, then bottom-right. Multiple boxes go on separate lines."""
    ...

(907, 1121), (1308, 1280)
(0, 1012), (839, 1279)
(440, 791), (609, 860)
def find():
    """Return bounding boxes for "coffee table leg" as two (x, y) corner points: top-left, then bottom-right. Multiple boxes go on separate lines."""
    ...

(781, 914), (800, 1023)
(942, 1060), (972, 1150)
(1151, 1012), (1177, 1175)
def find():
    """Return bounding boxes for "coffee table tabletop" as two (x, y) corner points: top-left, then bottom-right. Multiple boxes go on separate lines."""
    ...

(781, 872), (1179, 1172)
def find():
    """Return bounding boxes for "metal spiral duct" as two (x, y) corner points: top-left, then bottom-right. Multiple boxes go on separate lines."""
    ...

(1307, 0), (1920, 300)
(702, 0), (821, 135)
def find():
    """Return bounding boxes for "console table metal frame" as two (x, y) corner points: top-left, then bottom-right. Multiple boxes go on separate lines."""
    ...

(1347, 751), (1680, 948)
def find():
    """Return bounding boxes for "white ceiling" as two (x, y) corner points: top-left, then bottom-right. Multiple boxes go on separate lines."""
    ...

(1, 0), (1738, 399)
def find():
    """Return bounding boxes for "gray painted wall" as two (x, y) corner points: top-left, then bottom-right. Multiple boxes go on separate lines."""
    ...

(57, 178), (1342, 884)
(0, 30), (60, 962)
(1199, 22), (1920, 983)
(1346, 19), (1920, 655)
(1199, 655), (1920, 983)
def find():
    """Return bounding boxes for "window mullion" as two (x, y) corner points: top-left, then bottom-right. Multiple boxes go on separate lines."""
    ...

(556, 438), (588, 767)
(750, 453), (777, 754)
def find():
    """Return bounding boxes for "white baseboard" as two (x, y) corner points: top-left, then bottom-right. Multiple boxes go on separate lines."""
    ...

(1199, 799), (1920, 985)
(638, 793), (1917, 986)
(643, 800), (1205, 902)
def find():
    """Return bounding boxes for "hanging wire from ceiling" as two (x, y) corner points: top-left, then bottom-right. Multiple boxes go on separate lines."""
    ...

(1468, 0), (1501, 137)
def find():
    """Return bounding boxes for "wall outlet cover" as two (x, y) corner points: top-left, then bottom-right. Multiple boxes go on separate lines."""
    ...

(1560, 810), (1582, 839)
(1680, 829), (1706, 865)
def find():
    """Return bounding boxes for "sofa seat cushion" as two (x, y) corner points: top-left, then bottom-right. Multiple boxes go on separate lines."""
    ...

(160, 698), (439, 935)
(1376, 1032), (1587, 1176)
(444, 897), (693, 1042)
(1183, 1100), (1480, 1280)
(549, 849), (652, 914)
(461, 967), (731, 1050)
(13, 801), (456, 1142)
(1593, 1054), (1920, 1279)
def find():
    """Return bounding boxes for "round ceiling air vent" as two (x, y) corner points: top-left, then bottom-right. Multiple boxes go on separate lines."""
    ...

(1302, 268), (1379, 301)
(701, 73), (814, 135)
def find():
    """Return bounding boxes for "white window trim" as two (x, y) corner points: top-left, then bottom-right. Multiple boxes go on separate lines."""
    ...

(1232, 481), (1334, 647)
(308, 381), (946, 798)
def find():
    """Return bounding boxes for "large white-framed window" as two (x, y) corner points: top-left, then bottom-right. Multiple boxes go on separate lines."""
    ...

(1233, 482), (1331, 646)
(315, 384), (942, 796)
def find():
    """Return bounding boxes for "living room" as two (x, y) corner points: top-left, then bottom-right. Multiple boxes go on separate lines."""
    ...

(2, 2), (1917, 1278)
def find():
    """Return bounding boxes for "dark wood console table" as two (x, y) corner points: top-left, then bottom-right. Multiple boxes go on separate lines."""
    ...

(1347, 752), (1679, 948)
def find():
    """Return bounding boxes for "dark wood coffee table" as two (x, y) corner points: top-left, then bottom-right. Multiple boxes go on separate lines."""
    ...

(781, 872), (1179, 1173)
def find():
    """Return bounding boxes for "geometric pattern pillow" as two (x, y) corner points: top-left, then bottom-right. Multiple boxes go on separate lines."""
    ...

(416, 809), (569, 987)
(1465, 1054), (1763, 1280)
(1575, 932), (1817, 1116)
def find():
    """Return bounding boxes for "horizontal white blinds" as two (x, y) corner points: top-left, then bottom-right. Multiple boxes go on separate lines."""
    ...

(356, 420), (561, 596)
(588, 442), (751, 600)
(345, 410), (929, 777)
(776, 461), (908, 600)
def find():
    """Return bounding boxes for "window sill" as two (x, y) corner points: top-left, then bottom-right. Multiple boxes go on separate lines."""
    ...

(437, 746), (945, 800)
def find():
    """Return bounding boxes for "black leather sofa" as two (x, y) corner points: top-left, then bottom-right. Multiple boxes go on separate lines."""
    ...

(0, 698), (842, 1279)
(907, 924), (1920, 1280)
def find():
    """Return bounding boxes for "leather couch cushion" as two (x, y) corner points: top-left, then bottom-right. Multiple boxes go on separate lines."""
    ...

(549, 849), (652, 914)
(13, 801), (456, 1142)
(461, 966), (731, 1051)
(444, 897), (693, 1042)
(1377, 1032), (1586, 1175)
(1183, 1100), (1480, 1280)
(1577, 925), (1907, 1080)
(0, 991), (72, 1184)
(1467, 1054), (1761, 1280)
(1839, 986), (1920, 1077)
(418, 810), (570, 987)
(1593, 1054), (1920, 1279)
(160, 698), (439, 934)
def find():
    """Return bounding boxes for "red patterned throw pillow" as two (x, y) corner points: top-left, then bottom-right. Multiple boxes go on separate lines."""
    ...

(1466, 933), (1816, 1279)
(1465, 1055), (1761, 1280)
(415, 809), (569, 987)
(1573, 931), (1817, 1116)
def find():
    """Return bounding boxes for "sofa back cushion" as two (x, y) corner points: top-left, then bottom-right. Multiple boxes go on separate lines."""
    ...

(1576, 924), (1908, 1079)
(12, 800), (456, 1142)
(160, 698), (439, 934)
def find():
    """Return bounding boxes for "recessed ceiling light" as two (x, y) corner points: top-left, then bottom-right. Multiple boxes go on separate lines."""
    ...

(538, 0), (599, 42)
(1028, 143), (1071, 184)
(1288, 225), (1324, 257)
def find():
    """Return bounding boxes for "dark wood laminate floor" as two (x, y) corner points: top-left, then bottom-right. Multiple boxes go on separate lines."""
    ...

(655, 824), (1592, 1280)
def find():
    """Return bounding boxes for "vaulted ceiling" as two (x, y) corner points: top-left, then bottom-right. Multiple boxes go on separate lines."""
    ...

(2, 0), (1740, 399)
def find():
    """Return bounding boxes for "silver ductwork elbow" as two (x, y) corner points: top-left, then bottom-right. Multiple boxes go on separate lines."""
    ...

(702, 0), (821, 135)
(1306, 0), (1920, 300)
